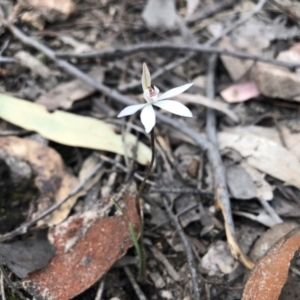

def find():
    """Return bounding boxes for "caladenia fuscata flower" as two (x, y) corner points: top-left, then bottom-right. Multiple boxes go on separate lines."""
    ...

(118, 63), (193, 133)
(116, 63), (193, 280)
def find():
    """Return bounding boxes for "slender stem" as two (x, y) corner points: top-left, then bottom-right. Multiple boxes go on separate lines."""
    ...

(136, 129), (155, 280)
(137, 129), (156, 202)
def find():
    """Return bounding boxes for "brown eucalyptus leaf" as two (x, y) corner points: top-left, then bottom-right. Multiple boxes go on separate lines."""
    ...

(242, 227), (300, 300)
(22, 190), (140, 300)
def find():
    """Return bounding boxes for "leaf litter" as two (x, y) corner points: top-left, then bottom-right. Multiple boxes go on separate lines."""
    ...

(2, 0), (300, 299)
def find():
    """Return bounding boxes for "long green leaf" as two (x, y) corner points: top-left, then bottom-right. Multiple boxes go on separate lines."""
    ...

(0, 94), (151, 165)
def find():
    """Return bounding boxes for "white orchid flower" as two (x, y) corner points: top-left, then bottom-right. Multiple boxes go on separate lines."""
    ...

(118, 63), (193, 133)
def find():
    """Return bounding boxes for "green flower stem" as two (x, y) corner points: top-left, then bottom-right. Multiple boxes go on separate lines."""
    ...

(137, 129), (155, 201)
(136, 128), (155, 281)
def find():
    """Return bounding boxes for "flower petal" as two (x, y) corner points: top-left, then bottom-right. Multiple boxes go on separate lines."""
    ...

(118, 104), (146, 117)
(153, 100), (193, 117)
(141, 63), (151, 91)
(154, 85), (160, 95)
(140, 104), (156, 133)
(158, 83), (193, 101)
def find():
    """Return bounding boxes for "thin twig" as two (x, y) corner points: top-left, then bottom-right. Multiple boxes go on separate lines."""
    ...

(205, 55), (218, 145)
(149, 246), (181, 282)
(258, 198), (283, 224)
(97, 153), (155, 186)
(186, 0), (236, 24)
(0, 162), (103, 242)
(94, 277), (105, 300)
(272, 114), (288, 148)
(0, 39), (10, 55)
(149, 203), (199, 232)
(205, 55), (253, 268)
(0, 57), (17, 63)
(149, 187), (212, 195)
(205, 54), (235, 247)
(163, 197), (200, 300)
(0, 270), (6, 300)
(55, 42), (298, 70)
(123, 266), (147, 300)
(0, 265), (28, 300)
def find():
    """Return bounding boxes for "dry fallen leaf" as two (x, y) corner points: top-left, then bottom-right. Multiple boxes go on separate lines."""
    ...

(218, 132), (300, 190)
(250, 222), (299, 262)
(175, 195), (200, 227)
(219, 36), (253, 81)
(0, 236), (56, 278)
(142, 0), (178, 30)
(225, 125), (300, 162)
(201, 241), (236, 276)
(186, 0), (200, 19)
(19, 0), (75, 22)
(22, 189), (140, 300)
(252, 62), (300, 101)
(36, 67), (103, 110)
(242, 227), (300, 300)
(226, 165), (256, 200)
(15, 51), (54, 80)
(221, 81), (260, 103)
(0, 136), (81, 226)
(0, 94), (151, 165)
(240, 161), (273, 201)
(79, 154), (103, 192)
(252, 45), (300, 101)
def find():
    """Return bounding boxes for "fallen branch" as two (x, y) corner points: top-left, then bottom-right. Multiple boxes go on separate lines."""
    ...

(56, 42), (299, 70)
(205, 54), (254, 269)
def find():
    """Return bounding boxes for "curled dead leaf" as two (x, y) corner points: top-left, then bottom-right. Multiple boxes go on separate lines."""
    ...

(36, 67), (103, 110)
(0, 136), (82, 226)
